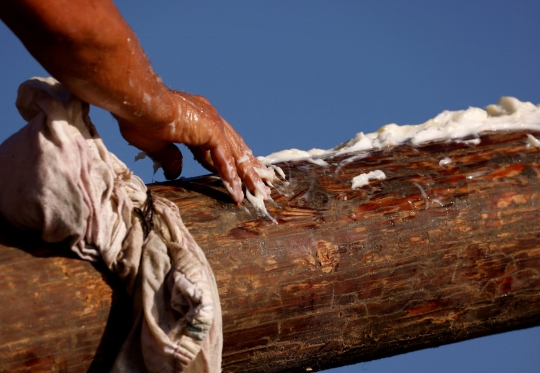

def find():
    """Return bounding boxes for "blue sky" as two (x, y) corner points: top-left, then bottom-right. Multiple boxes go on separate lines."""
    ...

(1, 1), (539, 372)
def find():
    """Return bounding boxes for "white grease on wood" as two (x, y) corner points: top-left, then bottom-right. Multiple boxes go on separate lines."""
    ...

(257, 97), (540, 165)
(251, 97), (540, 220)
(527, 134), (540, 148)
(439, 157), (453, 167)
(413, 182), (430, 210)
(351, 170), (386, 189)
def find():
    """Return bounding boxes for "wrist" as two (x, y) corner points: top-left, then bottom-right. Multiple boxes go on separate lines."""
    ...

(115, 86), (178, 132)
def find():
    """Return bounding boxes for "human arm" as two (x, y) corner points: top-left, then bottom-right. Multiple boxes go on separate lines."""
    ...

(0, 0), (270, 204)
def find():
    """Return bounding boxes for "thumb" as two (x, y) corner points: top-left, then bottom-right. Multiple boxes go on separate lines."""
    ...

(147, 143), (184, 180)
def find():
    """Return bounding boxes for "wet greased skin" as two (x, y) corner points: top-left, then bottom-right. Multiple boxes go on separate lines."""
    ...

(0, 0), (271, 204)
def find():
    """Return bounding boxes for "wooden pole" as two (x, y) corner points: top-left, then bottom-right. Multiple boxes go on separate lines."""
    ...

(1, 130), (540, 372)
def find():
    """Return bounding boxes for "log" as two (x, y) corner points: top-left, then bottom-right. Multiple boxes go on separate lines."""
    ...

(1, 130), (540, 372)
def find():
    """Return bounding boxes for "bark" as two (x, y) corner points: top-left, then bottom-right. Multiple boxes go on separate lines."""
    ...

(1, 130), (540, 372)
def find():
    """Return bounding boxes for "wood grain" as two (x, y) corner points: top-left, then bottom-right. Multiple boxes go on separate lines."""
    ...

(1, 130), (540, 372)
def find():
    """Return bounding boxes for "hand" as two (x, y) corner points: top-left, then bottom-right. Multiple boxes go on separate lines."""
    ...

(0, 0), (272, 204)
(117, 90), (272, 205)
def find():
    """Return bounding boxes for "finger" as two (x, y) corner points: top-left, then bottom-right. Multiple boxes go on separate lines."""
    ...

(187, 145), (216, 173)
(147, 143), (184, 180)
(117, 117), (184, 179)
(221, 118), (272, 197)
(221, 118), (265, 170)
(208, 139), (244, 204)
(168, 92), (244, 202)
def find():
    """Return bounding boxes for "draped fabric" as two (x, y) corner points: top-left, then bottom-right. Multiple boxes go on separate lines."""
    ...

(0, 77), (222, 372)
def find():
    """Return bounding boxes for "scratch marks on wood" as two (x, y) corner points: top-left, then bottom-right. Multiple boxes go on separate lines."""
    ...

(2, 131), (540, 372)
(316, 241), (339, 273)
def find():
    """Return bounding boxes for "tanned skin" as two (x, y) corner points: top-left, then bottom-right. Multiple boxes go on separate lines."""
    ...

(0, 0), (269, 204)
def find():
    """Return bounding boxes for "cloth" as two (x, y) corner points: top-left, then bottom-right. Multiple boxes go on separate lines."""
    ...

(0, 77), (222, 373)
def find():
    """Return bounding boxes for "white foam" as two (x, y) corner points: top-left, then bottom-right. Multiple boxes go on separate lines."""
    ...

(134, 151), (161, 174)
(245, 181), (277, 224)
(351, 170), (386, 189)
(439, 157), (453, 167)
(246, 97), (540, 222)
(413, 182), (430, 210)
(257, 148), (328, 166)
(527, 134), (540, 148)
(257, 97), (540, 165)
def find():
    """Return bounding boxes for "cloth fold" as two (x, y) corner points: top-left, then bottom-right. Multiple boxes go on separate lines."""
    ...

(0, 77), (222, 372)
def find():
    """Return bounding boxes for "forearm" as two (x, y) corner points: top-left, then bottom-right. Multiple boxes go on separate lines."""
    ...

(0, 0), (174, 129)
(1, 0), (272, 203)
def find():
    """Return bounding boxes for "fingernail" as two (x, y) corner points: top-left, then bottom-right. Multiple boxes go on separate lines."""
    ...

(233, 178), (244, 203)
(223, 178), (243, 203)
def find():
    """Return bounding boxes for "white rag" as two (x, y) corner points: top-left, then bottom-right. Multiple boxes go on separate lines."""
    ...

(0, 77), (222, 373)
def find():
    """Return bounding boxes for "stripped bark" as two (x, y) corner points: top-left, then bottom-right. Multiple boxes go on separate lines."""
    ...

(1, 130), (540, 372)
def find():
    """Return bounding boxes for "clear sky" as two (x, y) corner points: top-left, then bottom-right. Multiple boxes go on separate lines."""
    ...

(1, 1), (540, 372)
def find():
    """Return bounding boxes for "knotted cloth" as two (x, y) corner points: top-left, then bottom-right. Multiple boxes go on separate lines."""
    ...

(0, 77), (222, 372)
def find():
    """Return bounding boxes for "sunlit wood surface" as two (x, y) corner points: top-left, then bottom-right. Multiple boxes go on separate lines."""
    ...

(1, 130), (540, 372)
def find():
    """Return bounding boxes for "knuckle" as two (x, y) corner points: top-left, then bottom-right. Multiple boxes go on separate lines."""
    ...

(195, 95), (211, 105)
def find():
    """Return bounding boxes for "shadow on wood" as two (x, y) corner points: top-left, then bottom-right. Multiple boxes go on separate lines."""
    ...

(1, 130), (540, 372)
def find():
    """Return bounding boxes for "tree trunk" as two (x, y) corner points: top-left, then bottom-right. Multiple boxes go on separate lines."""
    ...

(1, 130), (540, 372)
